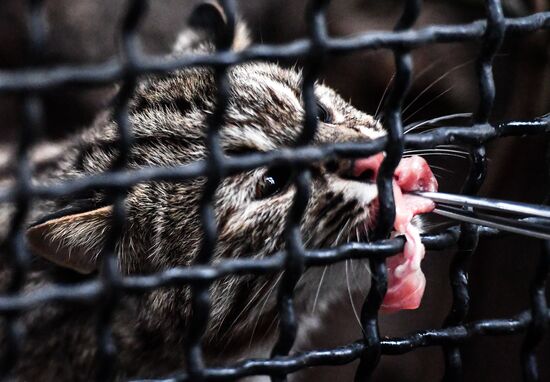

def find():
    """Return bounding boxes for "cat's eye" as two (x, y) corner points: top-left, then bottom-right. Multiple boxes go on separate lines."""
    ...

(316, 102), (333, 124)
(255, 166), (292, 199)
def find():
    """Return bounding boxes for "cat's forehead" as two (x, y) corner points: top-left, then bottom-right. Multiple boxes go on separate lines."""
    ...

(228, 62), (341, 104)
(126, 61), (383, 153)
(231, 63), (302, 90)
(224, 62), (382, 147)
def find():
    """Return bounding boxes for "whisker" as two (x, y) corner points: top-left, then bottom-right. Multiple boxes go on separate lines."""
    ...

(379, 56), (448, 122)
(412, 56), (446, 83)
(404, 112), (472, 133)
(260, 314), (280, 344)
(362, 261), (371, 276)
(218, 278), (271, 342)
(436, 145), (471, 153)
(404, 148), (470, 159)
(404, 53), (507, 129)
(405, 147), (468, 154)
(421, 221), (456, 232)
(406, 147), (470, 155)
(311, 266), (328, 314)
(334, 218), (353, 246)
(428, 164), (454, 174)
(345, 260), (364, 334)
(374, 73), (395, 121)
(350, 258), (364, 299)
(247, 273), (282, 350)
(403, 58), (475, 116)
(403, 86), (456, 124)
(404, 152), (469, 160)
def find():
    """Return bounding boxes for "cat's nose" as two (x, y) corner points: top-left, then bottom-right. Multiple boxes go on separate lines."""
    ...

(352, 154), (437, 192)
(352, 153), (384, 182)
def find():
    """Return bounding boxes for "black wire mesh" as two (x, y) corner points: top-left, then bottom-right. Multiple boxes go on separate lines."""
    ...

(0, 0), (549, 381)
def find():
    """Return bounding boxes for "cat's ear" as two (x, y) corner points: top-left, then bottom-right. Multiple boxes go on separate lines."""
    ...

(26, 206), (112, 274)
(172, 1), (250, 54)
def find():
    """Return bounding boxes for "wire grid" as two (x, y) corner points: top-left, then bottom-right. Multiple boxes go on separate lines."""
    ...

(0, 0), (549, 381)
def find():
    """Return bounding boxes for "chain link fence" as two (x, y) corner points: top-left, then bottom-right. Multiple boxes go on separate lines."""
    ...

(0, 0), (549, 380)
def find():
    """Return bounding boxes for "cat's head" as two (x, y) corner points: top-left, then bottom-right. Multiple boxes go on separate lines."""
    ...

(26, 2), (436, 348)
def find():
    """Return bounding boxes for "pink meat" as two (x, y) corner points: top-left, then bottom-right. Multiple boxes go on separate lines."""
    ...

(394, 156), (438, 195)
(381, 156), (437, 312)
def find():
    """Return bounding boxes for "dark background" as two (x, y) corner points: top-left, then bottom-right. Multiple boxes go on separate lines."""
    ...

(0, 0), (549, 380)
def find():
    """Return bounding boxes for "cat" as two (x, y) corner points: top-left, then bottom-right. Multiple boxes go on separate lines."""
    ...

(0, 2), (437, 380)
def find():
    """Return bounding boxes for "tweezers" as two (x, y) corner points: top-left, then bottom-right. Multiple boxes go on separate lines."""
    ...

(415, 191), (550, 240)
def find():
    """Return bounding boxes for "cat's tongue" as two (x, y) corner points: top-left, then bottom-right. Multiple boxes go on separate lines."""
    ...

(381, 157), (437, 312)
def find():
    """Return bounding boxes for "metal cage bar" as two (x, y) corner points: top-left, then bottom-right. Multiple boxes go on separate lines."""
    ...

(0, 0), (548, 381)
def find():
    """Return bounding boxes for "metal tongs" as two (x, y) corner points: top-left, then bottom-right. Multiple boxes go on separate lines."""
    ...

(415, 192), (550, 240)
